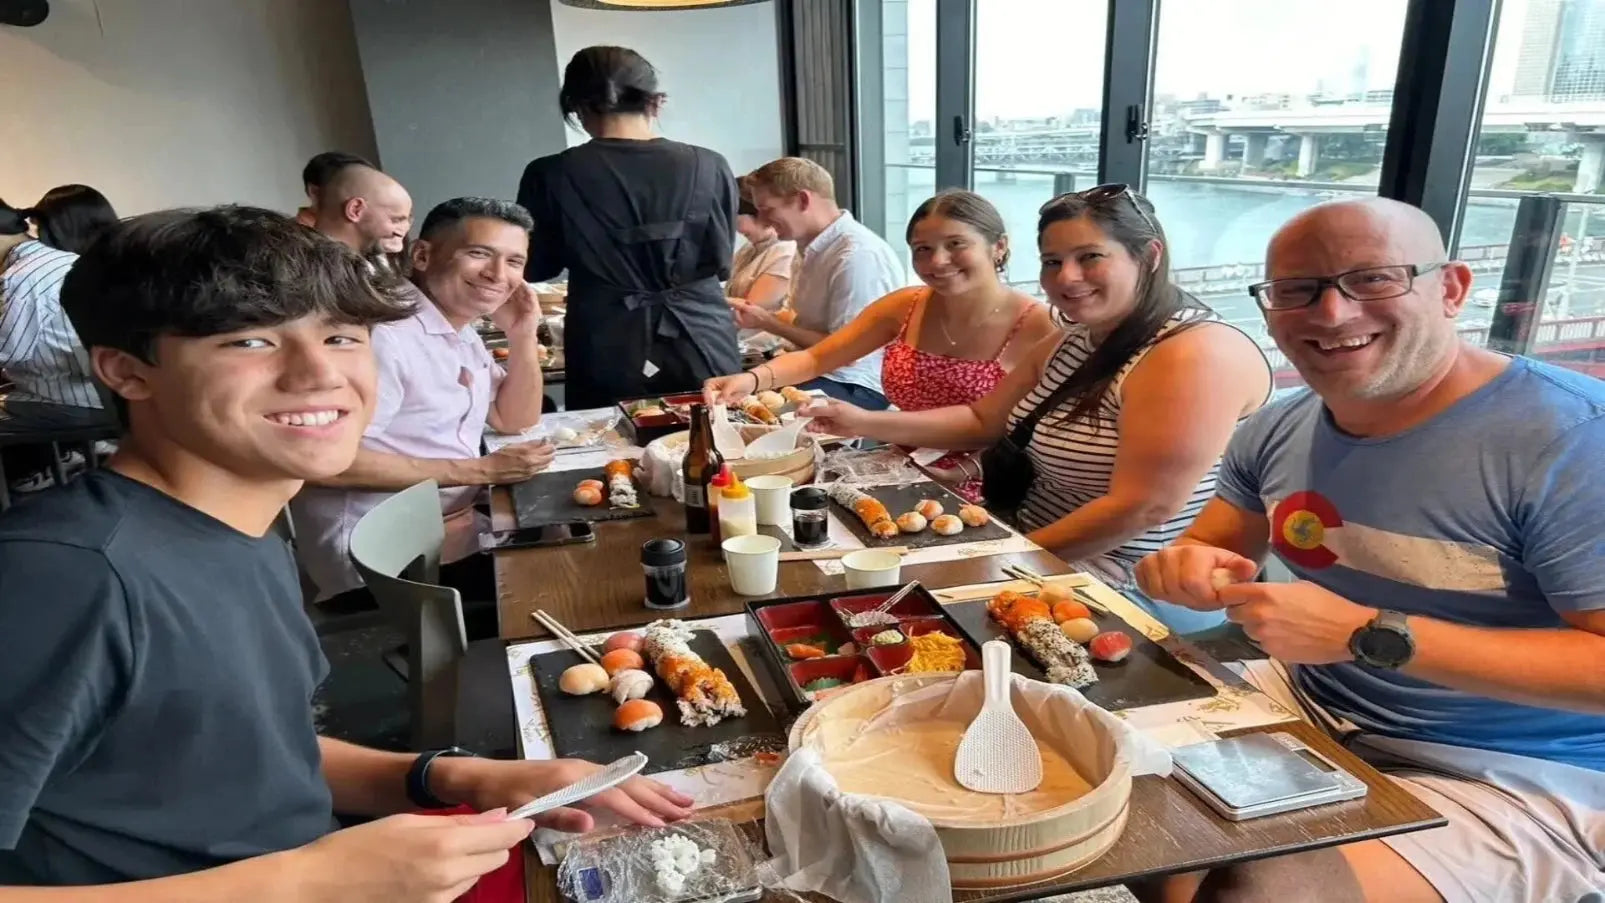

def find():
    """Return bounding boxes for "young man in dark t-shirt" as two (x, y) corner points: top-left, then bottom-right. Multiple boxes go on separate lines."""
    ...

(0, 207), (691, 898)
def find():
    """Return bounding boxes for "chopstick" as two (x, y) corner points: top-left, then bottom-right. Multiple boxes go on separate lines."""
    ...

(778, 545), (910, 562)
(1003, 564), (1109, 614)
(530, 608), (601, 665)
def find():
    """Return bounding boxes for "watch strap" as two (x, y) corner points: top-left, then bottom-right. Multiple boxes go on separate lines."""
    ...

(406, 747), (476, 809)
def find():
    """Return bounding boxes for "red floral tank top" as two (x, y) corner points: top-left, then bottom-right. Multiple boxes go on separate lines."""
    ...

(881, 292), (1029, 501)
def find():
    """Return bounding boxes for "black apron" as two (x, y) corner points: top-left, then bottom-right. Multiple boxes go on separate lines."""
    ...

(547, 160), (741, 410)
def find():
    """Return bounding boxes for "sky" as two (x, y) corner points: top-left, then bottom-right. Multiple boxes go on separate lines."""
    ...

(901, 0), (1535, 122)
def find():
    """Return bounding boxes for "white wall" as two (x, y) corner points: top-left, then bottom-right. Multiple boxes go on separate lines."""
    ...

(0, 0), (377, 216)
(548, 2), (785, 175)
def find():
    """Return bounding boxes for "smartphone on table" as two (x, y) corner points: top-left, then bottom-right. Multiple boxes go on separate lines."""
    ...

(478, 521), (595, 553)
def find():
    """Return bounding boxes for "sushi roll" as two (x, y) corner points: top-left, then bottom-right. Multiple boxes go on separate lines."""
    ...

(642, 619), (746, 727)
(1015, 618), (1098, 689)
(930, 514), (964, 536)
(913, 499), (944, 520)
(780, 386), (811, 406)
(607, 468), (640, 509)
(572, 484), (604, 506)
(756, 390), (787, 412)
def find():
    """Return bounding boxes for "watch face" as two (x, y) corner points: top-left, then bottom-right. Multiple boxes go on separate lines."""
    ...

(1360, 627), (1412, 667)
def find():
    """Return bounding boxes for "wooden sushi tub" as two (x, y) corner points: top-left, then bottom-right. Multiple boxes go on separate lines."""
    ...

(787, 673), (1136, 889)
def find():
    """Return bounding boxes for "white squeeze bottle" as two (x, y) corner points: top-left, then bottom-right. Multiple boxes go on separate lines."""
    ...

(718, 473), (758, 540)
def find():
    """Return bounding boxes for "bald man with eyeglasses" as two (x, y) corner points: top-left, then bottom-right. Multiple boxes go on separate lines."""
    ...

(1133, 198), (1605, 903)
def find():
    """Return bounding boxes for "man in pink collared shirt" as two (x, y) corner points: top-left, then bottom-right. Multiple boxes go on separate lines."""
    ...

(292, 198), (552, 630)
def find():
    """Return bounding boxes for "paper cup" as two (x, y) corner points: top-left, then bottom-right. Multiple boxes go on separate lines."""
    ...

(841, 549), (902, 590)
(746, 475), (795, 527)
(723, 534), (782, 596)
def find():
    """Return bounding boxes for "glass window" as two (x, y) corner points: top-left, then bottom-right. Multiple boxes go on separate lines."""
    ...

(873, 0), (936, 276)
(1143, 0), (1410, 395)
(972, 0), (1108, 292)
(1463, 0), (1605, 378)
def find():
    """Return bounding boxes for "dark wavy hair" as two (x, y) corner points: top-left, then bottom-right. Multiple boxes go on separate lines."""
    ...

(559, 46), (666, 129)
(1037, 190), (1206, 426)
(62, 205), (417, 367)
(27, 184), (119, 254)
(906, 189), (1011, 273)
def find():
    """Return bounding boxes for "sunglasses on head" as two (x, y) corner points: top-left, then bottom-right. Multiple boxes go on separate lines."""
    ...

(1039, 183), (1159, 235)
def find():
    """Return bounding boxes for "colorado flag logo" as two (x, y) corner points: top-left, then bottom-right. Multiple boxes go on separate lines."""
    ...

(1264, 491), (1506, 592)
(1272, 491), (1343, 569)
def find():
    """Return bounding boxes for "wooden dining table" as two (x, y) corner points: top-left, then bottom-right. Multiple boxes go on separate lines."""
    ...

(488, 488), (1446, 903)
(490, 490), (1071, 642)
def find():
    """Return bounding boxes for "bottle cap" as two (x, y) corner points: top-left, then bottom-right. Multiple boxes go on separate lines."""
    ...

(791, 486), (829, 511)
(641, 538), (687, 567)
(722, 474), (750, 500)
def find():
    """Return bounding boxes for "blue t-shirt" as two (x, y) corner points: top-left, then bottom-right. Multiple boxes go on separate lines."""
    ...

(1217, 357), (1605, 772)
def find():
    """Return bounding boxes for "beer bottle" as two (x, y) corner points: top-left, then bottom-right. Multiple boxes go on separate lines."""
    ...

(683, 404), (723, 534)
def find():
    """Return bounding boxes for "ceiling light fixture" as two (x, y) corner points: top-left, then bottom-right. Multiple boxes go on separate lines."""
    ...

(556, 0), (768, 9)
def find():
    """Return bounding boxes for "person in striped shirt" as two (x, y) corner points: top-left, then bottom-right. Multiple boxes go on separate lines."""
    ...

(0, 194), (112, 411)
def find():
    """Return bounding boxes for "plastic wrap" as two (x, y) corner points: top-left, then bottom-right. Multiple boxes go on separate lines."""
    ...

(555, 818), (764, 903)
(816, 447), (927, 486)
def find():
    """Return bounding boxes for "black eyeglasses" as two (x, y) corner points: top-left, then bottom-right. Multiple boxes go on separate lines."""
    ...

(1248, 263), (1446, 311)
(1039, 183), (1159, 235)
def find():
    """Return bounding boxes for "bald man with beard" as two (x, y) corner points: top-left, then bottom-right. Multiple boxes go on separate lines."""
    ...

(1133, 199), (1605, 903)
(311, 165), (413, 259)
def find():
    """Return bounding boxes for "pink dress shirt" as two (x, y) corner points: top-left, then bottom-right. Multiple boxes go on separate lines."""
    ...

(291, 284), (505, 600)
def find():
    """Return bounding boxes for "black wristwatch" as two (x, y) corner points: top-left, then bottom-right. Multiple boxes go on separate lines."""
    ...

(406, 747), (477, 809)
(1348, 610), (1415, 669)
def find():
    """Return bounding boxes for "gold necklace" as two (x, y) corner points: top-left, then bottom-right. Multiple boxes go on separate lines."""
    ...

(936, 296), (1007, 347)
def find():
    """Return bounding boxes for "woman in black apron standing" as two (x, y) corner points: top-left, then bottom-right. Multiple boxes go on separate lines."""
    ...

(517, 45), (741, 410)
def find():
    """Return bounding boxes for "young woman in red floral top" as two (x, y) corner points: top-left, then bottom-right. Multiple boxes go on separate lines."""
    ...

(704, 190), (1056, 500)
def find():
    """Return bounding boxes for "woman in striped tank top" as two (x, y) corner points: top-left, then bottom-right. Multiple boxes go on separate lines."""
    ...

(806, 185), (1271, 633)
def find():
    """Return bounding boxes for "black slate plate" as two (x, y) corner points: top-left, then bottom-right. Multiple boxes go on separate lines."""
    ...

(528, 630), (783, 775)
(511, 469), (654, 528)
(944, 598), (1217, 711)
(830, 483), (1012, 549)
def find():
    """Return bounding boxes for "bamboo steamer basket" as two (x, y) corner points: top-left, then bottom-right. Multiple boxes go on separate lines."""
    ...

(650, 426), (815, 486)
(729, 424), (815, 484)
(787, 674), (1132, 890)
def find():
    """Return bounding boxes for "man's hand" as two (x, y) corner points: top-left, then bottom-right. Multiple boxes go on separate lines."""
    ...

(491, 280), (542, 340)
(434, 757), (695, 833)
(471, 441), (555, 485)
(291, 810), (534, 903)
(1133, 544), (1260, 611)
(1216, 581), (1376, 665)
(730, 299), (778, 333)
